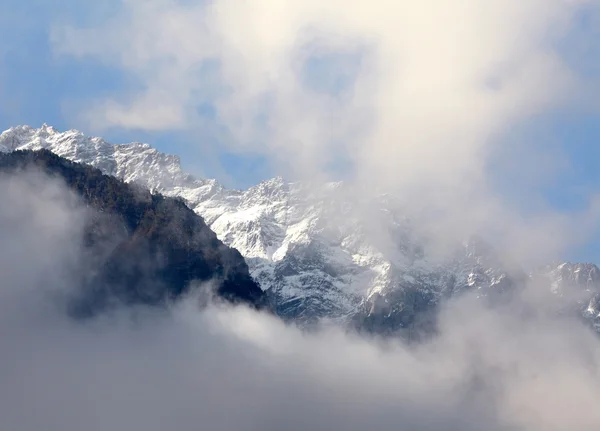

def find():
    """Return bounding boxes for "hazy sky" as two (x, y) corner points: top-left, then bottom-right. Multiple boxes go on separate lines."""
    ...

(1, 0), (600, 260)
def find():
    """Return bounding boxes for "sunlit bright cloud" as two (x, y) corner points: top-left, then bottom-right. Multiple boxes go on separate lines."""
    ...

(52, 0), (599, 189)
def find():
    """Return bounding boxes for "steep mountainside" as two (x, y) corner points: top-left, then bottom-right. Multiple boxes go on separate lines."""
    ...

(0, 148), (265, 314)
(533, 262), (600, 330)
(3, 125), (600, 330)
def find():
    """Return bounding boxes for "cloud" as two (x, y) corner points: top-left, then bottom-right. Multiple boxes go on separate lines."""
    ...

(51, 0), (598, 185)
(0, 167), (599, 431)
(48, 0), (600, 263)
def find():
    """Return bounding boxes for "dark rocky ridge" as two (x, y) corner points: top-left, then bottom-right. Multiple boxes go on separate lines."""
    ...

(0, 149), (266, 314)
(3, 145), (600, 338)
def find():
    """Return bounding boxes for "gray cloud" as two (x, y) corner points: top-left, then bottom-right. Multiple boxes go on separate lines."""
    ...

(1, 169), (600, 431)
(5, 1), (600, 426)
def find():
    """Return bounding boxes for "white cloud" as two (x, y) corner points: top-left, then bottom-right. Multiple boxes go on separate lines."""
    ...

(50, 0), (600, 263)
(52, 0), (597, 185)
(3, 255), (600, 431)
(3, 145), (600, 431)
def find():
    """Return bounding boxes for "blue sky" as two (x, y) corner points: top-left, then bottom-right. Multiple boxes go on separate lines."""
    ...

(0, 0), (271, 187)
(2, 1), (600, 262)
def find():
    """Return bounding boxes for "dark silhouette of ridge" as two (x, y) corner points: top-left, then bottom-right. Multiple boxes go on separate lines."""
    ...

(0, 149), (266, 315)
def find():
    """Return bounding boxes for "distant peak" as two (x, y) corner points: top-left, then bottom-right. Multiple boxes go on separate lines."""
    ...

(39, 123), (59, 135)
(0, 123), (228, 193)
(267, 176), (285, 185)
(2, 124), (73, 138)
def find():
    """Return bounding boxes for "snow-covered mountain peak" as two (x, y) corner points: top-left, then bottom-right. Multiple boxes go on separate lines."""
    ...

(535, 261), (600, 294)
(5, 125), (600, 328)
(0, 124), (214, 193)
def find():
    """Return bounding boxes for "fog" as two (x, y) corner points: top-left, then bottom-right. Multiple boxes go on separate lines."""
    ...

(0, 170), (599, 431)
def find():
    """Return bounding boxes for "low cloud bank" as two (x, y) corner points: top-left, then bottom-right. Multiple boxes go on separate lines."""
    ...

(1, 170), (600, 431)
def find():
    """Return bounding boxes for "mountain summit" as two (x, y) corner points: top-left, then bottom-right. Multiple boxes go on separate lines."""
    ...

(0, 148), (265, 314)
(3, 125), (600, 332)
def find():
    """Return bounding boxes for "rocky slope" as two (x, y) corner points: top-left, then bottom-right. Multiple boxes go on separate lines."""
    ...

(3, 125), (600, 329)
(533, 262), (600, 330)
(0, 148), (265, 314)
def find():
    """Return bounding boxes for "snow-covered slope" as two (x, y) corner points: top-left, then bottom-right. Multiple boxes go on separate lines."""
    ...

(3, 125), (600, 328)
(0, 126), (389, 319)
(532, 262), (600, 330)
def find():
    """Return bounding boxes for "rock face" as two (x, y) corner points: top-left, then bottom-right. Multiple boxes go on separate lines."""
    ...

(0, 148), (266, 315)
(532, 262), (600, 330)
(3, 125), (600, 331)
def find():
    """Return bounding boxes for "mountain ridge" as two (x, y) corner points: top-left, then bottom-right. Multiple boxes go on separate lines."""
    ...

(0, 148), (266, 314)
(3, 125), (600, 331)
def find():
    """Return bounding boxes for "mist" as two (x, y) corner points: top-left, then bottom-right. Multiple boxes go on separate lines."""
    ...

(50, 0), (600, 265)
(4, 1), (600, 428)
(0, 168), (599, 431)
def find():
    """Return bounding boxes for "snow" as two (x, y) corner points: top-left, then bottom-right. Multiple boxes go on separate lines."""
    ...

(4, 124), (600, 324)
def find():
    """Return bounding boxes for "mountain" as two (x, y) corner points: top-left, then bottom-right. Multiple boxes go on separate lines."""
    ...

(2, 125), (600, 331)
(0, 148), (265, 315)
(532, 262), (600, 330)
